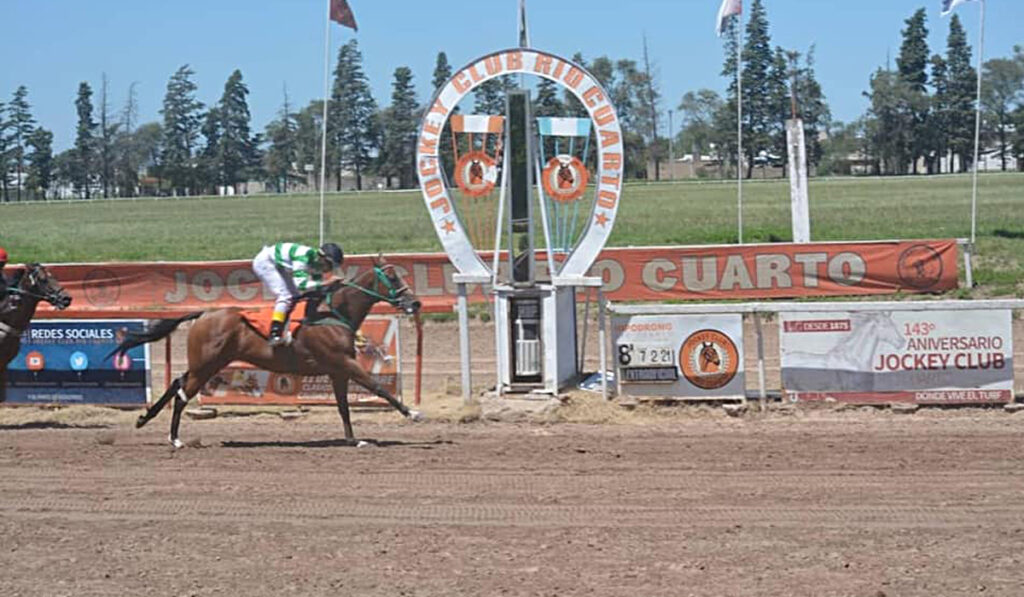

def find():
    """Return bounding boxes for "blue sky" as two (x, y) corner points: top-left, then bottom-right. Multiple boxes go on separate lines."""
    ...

(2, 0), (1020, 151)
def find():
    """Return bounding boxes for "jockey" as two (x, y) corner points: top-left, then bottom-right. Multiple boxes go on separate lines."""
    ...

(252, 241), (344, 346)
(0, 246), (14, 315)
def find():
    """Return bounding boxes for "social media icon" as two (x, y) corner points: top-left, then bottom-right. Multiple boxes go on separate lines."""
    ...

(26, 351), (45, 371)
(113, 353), (132, 371)
(70, 351), (89, 372)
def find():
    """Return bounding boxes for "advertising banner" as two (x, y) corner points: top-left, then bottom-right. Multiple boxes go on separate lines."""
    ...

(4, 320), (150, 405)
(32, 240), (959, 318)
(197, 317), (400, 406)
(612, 314), (745, 398)
(781, 310), (1013, 404)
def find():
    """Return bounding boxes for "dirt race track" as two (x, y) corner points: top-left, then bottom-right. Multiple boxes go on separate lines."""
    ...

(2, 403), (1024, 597)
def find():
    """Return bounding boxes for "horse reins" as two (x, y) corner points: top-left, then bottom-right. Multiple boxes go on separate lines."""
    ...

(313, 266), (407, 331)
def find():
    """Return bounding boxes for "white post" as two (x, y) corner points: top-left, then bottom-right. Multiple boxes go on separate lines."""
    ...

(754, 312), (767, 411)
(735, 13), (744, 245)
(578, 287), (592, 375)
(667, 109), (674, 180)
(786, 118), (810, 243)
(969, 0), (985, 246)
(964, 243), (975, 288)
(598, 290), (609, 400)
(318, 0), (332, 246)
(457, 283), (472, 404)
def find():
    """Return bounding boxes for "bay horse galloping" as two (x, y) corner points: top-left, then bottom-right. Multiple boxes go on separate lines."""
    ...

(0, 264), (74, 401)
(111, 256), (423, 448)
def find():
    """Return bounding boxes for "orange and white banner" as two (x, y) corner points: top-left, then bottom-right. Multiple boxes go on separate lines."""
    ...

(781, 309), (1013, 405)
(450, 114), (504, 134)
(33, 240), (959, 317)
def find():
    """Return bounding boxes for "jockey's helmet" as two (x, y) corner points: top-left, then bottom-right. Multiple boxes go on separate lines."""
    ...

(319, 243), (344, 267)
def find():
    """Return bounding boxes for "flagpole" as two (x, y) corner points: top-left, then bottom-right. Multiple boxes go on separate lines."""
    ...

(319, 0), (332, 246)
(736, 11), (743, 245)
(969, 0), (985, 247)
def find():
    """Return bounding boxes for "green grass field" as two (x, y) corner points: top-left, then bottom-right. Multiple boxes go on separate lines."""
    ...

(2, 172), (1022, 295)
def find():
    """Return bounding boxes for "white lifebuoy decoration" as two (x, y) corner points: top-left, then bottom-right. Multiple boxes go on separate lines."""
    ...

(417, 49), (624, 279)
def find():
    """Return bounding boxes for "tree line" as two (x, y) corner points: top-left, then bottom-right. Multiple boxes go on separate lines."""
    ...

(3, 3), (1024, 201)
(676, 1), (1024, 178)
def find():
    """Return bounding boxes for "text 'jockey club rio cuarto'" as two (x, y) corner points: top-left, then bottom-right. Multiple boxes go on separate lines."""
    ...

(417, 49), (624, 280)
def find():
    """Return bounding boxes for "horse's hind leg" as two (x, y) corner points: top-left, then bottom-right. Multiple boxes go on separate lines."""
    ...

(137, 373), (187, 429)
(168, 359), (231, 449)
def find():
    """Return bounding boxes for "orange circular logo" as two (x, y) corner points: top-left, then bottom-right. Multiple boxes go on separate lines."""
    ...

(897, 244), (943, 289)
(679, 329), (739, 390)
(25, 351), (46, 371)
(454, 151), (497, 197)
(271, 373), (298, 396)
(541, 155), (588, 203)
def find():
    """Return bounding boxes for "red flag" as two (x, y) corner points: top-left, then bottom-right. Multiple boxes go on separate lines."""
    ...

(330, 0), (358, 31)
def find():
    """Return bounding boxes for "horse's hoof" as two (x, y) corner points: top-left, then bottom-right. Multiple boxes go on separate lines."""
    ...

(169, 436), (185, 449)
(135, 416), (148, 429)
(409, 410), (425, 423)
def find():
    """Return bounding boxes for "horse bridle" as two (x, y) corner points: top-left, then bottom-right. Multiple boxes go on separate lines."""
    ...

(308, 265), (413, 331)
(10, 266), (70, 308)
(342, 265), (409, 305)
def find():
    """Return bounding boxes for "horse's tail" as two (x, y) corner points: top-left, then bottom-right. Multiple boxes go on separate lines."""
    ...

(107, 311), (204, 360)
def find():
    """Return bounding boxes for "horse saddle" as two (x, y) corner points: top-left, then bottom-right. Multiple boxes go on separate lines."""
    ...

(241, 307), (366, 347)
(241, 307), (304, 341)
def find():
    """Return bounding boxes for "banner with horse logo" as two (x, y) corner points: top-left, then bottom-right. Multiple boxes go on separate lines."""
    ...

(781, 310), (1013, 404)
(612, 314), (745, 399)
(196, 317), (401, 406)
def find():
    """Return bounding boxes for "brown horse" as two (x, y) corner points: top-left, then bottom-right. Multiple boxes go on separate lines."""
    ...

(111, 256), (423, 448)
(1, 264), (74, 401)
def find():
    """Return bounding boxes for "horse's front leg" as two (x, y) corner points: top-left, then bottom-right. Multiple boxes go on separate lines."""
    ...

(340, 355), (423, 422)
(330, 374), (355, 441)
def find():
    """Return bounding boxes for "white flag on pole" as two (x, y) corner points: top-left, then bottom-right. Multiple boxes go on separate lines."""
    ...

(716, 0), (742, 37)
(941, 0), (978, 17)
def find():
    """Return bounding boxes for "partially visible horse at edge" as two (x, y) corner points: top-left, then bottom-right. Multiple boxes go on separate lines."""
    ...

(111, 256), (424, 448)
(1, 264), (73, 402)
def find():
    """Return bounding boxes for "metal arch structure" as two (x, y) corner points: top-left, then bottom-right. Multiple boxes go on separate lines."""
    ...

(416, 47), (624, 398)
(416, 48), (624, 281)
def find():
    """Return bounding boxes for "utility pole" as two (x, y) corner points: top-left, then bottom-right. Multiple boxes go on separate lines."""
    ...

(667, 109), (674, 180)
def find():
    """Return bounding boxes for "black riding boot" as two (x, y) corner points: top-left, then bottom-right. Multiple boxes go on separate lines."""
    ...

(268, 319), (286, 346)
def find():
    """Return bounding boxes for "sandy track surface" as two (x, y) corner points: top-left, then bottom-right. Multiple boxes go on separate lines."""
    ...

(2, 407), (1024, 596)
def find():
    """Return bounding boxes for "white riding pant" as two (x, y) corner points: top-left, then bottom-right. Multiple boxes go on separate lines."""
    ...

(252, 246), (299, 316)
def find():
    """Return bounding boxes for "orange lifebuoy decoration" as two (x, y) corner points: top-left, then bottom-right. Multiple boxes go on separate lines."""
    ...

(454, 151), (497, 198)
(541, 155), (588, 203)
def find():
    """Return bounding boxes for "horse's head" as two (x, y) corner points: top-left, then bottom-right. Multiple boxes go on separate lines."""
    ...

(19, 263), (72, 310)
(365, 255), (421, 315)
(700, 342), (721, 371)
(852, 311), (905, 350)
